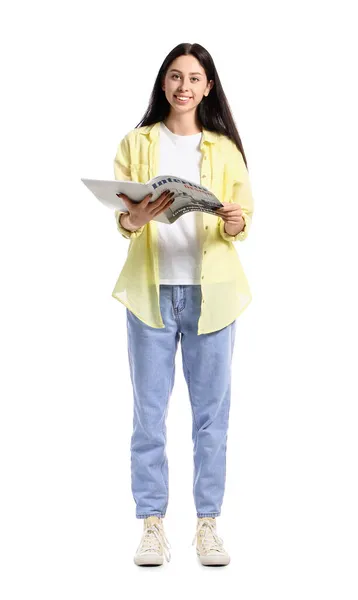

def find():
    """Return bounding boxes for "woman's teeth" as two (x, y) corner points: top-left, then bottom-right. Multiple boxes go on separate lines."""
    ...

(175, 95), (191, 103)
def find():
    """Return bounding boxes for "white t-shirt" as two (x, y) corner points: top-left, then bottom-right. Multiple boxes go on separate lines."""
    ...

(156, 122), (204, 284)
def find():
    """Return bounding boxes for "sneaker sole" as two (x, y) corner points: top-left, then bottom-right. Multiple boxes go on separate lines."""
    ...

(134, 553), (164, 566)
(197, 551), (230, 566)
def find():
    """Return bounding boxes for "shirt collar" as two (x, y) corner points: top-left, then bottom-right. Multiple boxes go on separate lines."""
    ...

(138, 121), (219, 145)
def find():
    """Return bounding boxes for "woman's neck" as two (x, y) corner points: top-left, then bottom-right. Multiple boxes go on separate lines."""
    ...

(163, 114), (202, 136)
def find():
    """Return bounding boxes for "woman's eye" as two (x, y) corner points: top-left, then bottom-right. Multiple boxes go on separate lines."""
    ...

(172, 75), (199, 82)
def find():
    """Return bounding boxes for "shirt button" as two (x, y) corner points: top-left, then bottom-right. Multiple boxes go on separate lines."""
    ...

(202, 174), (206, 178)
(205, 226), (208, 230)
(204, 250), (207, 254)
(201, 276), (204, 279)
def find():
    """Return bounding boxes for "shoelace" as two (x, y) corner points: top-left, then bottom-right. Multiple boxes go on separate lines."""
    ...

(137, 523), (172, 562)
(191, 519), (225, 554)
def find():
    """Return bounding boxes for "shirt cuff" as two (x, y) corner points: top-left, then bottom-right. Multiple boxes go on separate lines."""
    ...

(218, 215), (248, 242)
(115, 211), (145, 239)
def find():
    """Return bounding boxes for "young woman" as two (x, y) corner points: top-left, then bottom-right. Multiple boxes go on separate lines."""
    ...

(113, 42), (254, 567)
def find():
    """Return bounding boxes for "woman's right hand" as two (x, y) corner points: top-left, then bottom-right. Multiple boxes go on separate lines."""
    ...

(118, 190), (175, 229)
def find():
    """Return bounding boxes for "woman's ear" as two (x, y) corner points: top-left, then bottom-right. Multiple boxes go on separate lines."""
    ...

(205, 80), (214, 97)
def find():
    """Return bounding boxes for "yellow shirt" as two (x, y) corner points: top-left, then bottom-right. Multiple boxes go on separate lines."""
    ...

(112, 120), (254, 335)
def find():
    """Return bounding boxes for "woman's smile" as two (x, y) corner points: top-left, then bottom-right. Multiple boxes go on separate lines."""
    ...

(174, 95), (192, 104)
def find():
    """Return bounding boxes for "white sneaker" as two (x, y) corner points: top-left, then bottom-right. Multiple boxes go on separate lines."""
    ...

(192, 517), (230, 566)
(134, 516), (171, 566)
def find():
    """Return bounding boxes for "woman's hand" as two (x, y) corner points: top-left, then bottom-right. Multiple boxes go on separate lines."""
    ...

(118, 190), (175, 229)
(215, 202), (245, 235)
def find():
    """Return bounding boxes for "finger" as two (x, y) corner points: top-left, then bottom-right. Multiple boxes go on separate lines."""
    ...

(153, 194), (174, 216)
(154, 198), (175, 217)
(146, 190), (170, 203)
(223, 219), (244, 226)
(217, 208), (242, 216)
(141, 192), (157, 207)
(155, 191), (174, 207)
(157, 190), (172, 201)
(217, 203), (242, 210)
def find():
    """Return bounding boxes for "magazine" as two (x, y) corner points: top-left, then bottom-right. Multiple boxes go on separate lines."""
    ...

(81, 174), (224, 224)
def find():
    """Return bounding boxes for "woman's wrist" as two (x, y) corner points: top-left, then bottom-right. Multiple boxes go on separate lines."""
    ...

(120, 213), (140, 232)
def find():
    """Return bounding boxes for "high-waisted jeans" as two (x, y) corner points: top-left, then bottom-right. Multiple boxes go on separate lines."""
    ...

(126, 284), (236, 519)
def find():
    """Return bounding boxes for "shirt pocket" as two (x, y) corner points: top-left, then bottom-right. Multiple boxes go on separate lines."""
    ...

(130, 163), (149, 183)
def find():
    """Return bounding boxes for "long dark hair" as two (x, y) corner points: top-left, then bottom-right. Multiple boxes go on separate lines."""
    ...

(135, 43), (249, 170)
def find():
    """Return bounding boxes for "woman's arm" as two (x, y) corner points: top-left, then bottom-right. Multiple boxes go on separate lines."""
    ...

(218, 144), (254, 243)
(113, 135), (146, 240)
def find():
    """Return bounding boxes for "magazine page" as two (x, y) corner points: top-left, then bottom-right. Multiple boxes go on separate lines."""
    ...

(81, 179), (151, 211)
(81, 175), (224, 223)
(147, 174), (224, 224)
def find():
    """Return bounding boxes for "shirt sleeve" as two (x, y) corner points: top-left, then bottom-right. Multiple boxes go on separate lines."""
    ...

(113, 135), (146, 240)
(218, 144), (254, 243)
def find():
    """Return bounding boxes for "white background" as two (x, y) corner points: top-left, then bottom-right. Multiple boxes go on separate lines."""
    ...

(1, 0), (357, 598)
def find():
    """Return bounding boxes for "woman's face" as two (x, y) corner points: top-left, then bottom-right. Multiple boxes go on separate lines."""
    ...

(162, 54), (213, 115)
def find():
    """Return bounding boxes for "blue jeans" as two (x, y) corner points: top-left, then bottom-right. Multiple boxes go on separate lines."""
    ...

(126, 284), (236, 519)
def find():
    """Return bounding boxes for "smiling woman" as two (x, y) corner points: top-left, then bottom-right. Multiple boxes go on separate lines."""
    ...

(160, 58), (214, 134)
(110, 42), (254, 567)
(132, 44), (249, 168)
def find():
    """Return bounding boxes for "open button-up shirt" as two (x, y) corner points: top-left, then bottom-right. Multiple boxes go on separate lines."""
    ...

(112, 120), (254, 335)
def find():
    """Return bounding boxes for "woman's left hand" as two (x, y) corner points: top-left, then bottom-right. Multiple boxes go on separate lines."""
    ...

(215, 202), (245, 234)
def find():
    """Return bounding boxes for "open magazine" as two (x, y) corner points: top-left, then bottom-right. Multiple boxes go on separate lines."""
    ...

(81, 174), (224, 224)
